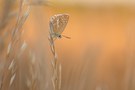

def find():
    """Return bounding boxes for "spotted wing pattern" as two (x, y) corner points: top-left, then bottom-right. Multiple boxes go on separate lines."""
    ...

(49, 14), (69, 36)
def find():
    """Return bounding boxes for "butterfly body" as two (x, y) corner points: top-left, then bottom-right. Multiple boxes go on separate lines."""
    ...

(51, 33), (62, 39)
(49, 14), (69, 39)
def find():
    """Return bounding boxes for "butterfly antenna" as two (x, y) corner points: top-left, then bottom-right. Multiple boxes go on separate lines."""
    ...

(62, 35), (71, 39)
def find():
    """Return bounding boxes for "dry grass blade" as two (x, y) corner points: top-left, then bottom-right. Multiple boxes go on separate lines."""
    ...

(49, 32), (61, 90)
(48, 13), (69, 90)
(0, 0), (31, 90)
(12, 4), (31, 41)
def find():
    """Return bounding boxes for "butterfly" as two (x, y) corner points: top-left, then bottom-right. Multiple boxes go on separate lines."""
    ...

(49, 14), (70, 40)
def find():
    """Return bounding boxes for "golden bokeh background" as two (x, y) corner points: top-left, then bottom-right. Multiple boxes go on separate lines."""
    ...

(24, 1), (135, 90)
(1, 0), (135, 90)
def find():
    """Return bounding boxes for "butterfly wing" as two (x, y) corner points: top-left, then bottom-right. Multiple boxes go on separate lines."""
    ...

(49, 20), (54, 34)
(49, 14), (69, 35)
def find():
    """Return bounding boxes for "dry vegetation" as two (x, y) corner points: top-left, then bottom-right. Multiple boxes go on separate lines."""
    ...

(1, 0), (43, 90)
(0, 0), (64, 90)
(1, 0), (135, 90)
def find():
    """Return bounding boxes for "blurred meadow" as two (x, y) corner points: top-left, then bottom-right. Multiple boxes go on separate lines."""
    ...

(1, 0), (135, 90)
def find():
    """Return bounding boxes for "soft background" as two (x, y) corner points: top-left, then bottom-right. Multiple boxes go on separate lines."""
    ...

(1, 0), (135, 90)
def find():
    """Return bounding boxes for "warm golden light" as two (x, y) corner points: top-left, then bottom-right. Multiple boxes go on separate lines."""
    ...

(0, 0), (135, 90)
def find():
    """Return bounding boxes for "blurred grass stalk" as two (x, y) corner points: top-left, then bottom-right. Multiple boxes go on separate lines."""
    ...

(0, 0), (32, 89)
(48, 19), (61, 90)
(0, 0), (61, 90)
